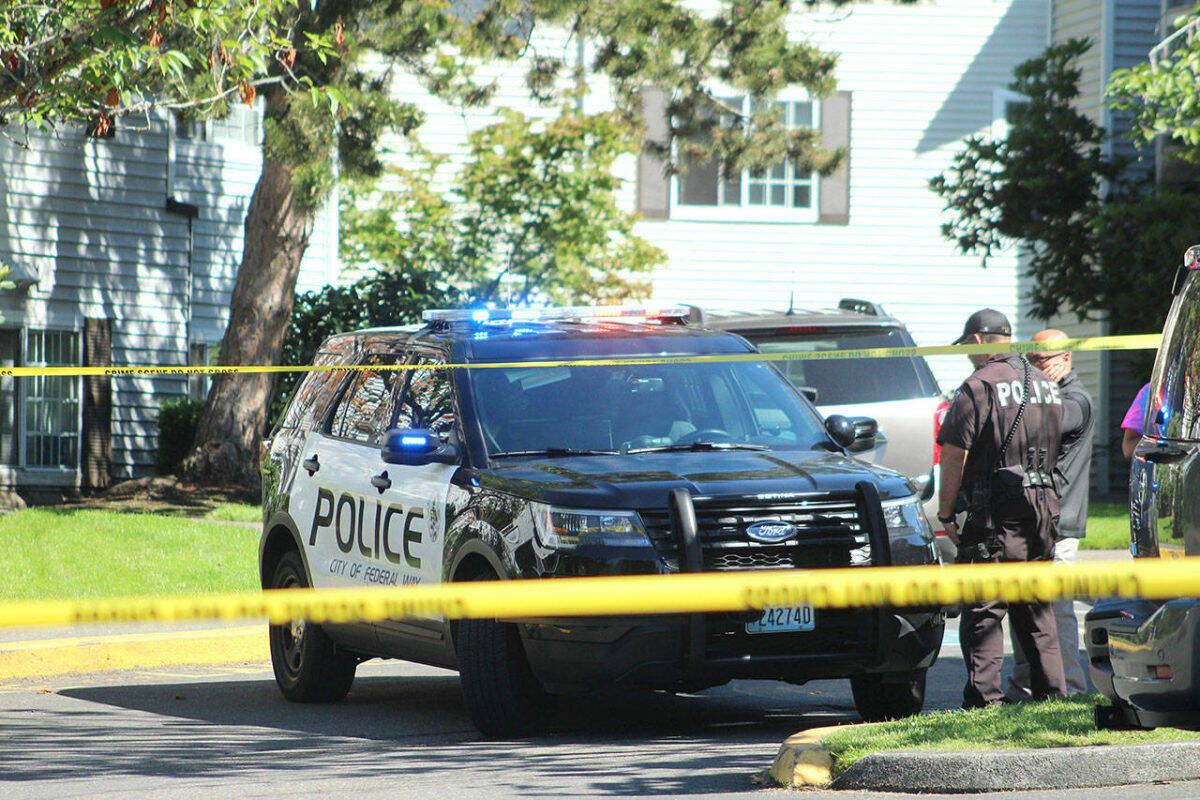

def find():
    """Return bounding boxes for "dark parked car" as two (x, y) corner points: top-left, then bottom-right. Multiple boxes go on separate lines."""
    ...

(260, 305), (944, 737)
(1088, 245), (1200, 730)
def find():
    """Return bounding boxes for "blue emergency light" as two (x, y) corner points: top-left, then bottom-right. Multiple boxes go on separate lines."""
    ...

(400, 434), (431, 448)
(381, 428), (458, 466)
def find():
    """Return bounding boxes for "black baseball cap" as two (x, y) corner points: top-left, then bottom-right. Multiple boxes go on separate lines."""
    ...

(952, 308), (1012, 344)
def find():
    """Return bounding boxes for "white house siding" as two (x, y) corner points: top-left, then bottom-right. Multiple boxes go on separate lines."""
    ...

(1054, 0), (1106, 124)
(375, 1), (1055, 392)
(641, 0), (1051, 394)
(0, 110), (339, 487)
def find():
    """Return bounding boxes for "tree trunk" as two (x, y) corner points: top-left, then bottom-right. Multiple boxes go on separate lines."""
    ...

(181, 95), (317, 492)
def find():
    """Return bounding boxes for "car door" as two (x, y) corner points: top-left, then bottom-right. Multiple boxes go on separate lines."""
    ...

(1133, 270), (1200, 558)
(285, 350), (407, 652)
(374, 351), (462, 650)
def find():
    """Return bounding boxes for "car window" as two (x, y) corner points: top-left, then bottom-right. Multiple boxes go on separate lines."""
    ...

(743, 326), (937, 405)
(467, 360), (824, 455)
(276, 346), (355, 432)
(325, 354), (403, 445)
(1147, 273), (1200, 441)
(395, 355), (457, 438)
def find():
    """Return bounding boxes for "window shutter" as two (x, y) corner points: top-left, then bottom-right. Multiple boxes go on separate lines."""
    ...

(82, 317), (112, 492)
(818, 91), (851, 226)
(636, 86), (671, 220)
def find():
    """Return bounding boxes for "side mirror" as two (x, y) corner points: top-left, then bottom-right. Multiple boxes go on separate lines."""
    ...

(381, 428), (459, 466)
(846, 416), (879, 453)
(825, 414), (857, 449)
(825, 415), (878, 453)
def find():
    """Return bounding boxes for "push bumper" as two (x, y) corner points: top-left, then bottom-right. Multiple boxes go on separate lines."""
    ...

(520, 482), (944, 693)
(1086, 598), (1200, 730)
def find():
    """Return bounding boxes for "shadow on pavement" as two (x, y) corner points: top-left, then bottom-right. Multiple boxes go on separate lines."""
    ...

(0, 656), (967, 795)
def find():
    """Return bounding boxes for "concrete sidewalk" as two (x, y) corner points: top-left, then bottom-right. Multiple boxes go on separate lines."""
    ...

(0, 620), (268, 681)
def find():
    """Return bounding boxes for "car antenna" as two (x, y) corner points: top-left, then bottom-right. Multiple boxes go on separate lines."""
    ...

(786, 291), (795, 316)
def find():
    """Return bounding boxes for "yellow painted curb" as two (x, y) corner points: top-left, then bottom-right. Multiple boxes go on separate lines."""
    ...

(770, 723), (878, 788)
(0, 625), (269, 681)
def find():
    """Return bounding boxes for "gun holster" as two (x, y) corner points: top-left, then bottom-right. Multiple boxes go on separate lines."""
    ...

(958, 539), (1001, 564)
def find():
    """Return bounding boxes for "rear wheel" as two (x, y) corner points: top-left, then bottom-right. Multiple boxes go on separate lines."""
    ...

(851, 669), (926, 722)
(268, 551), (357, 703)
(457, 616), (552, 737)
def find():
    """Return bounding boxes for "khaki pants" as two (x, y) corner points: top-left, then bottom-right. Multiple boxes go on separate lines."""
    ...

(1005, 536), (1090, 699)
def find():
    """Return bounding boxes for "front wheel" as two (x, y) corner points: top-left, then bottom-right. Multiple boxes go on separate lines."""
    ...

(268, 551), (357, 703)
(457, 617), (552, 737)
(850, 669), (926, 722)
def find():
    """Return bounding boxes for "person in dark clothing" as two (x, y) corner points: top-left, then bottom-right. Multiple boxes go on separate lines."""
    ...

(1005, 329), (1094, 699)
(937, 310), (1085, 708)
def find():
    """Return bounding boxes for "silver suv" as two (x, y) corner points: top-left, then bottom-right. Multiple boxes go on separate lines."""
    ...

(703, 299), (949, 556)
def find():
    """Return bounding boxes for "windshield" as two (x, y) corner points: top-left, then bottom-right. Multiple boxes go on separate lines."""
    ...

(743, 326), (938, 406)
(467, 361), (827, 456)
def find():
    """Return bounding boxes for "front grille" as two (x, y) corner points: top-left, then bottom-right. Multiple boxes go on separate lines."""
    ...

(639, 494), (872, 571)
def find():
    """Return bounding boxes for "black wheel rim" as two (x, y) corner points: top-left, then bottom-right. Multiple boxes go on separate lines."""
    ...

(276, 571), (305, 676)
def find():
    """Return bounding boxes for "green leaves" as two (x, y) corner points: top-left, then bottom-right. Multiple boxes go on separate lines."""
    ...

(342, 107), (663, 307)
(1109, 9), (1200, 162)
(931, 38), (1197, 335)
(0, 0), (326, 139)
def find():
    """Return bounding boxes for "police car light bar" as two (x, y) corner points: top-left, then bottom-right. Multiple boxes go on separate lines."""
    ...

(423, 305), (691, 325)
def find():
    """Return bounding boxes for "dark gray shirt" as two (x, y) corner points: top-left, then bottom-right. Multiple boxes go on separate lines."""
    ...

(1055, 371), (1094, 539)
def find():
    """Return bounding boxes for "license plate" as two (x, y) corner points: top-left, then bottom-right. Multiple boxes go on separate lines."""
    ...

(745, 604), (815, 634)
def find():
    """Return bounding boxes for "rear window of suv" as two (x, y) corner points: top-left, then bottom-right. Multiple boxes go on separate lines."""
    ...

(736, 326), (940, 406)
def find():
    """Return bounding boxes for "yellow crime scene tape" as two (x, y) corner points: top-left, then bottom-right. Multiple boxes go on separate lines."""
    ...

(0, 557), (1194, 629)
(0, 330), (1169, 629)
(0, 333), (1163, 378)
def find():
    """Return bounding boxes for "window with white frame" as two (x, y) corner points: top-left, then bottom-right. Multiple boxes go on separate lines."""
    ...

(189, 342), (221, 403)
(991, 88), (1029, 140)
(175, 102), (263, 146)
(0, 331), (17, 467)
(22, 329), (81, 470)
(673, 95), (819, 223)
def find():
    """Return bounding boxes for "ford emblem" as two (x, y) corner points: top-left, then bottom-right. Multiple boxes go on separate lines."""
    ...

(746, 521), (799, 543)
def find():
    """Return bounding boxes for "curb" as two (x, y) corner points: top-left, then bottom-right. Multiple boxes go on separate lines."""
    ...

(769, 724), (1200, 792)
(832, 741), (1200, 792)
(769, 724), (858, 788)
(0, 625), (269, 681)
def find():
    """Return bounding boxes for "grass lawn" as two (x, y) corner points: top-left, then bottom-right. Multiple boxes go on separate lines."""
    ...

(0, 508), (259, 600)
(204, 503), (262, 523)
(821, 695), (1200, 778)
(1081, 501), (1131, 551)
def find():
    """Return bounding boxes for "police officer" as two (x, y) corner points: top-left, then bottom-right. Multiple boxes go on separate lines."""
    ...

(1006, 329), (1094, 699)
(937, 309), (1070, 708)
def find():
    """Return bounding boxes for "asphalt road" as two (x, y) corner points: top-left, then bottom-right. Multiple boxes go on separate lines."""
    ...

(4, 616), (1200, 800)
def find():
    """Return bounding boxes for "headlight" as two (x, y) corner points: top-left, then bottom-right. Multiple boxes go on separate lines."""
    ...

(531, 504), (651, 550)
(881, 496), (937, 565)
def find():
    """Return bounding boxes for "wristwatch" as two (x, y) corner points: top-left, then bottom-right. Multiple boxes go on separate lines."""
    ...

(937, 512), (956, 525)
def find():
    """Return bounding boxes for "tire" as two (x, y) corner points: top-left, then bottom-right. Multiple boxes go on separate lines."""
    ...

(457, 616), (552, 737)
(851, 669), (927, 722)
(268, 551), (357, 703)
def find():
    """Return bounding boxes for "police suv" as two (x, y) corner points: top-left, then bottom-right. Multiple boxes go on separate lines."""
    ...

(260, 306), (944, 736)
